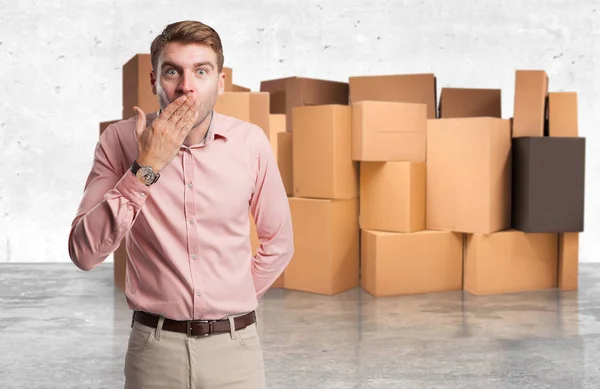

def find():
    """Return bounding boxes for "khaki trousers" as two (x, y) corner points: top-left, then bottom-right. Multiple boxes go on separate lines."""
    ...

(123, 313), (265, 389)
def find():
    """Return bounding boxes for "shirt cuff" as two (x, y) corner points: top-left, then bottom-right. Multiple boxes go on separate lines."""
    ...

(115, 169), (151, 208)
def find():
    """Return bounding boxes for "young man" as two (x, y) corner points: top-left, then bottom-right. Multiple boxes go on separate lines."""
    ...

(68, 20), (294, 388)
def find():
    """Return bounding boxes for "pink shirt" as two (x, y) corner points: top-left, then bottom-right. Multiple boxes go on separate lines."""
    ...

(68, 111), (294, 320)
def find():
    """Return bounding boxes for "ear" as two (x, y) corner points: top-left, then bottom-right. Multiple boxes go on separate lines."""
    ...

(150, 71), (157, 95)
(217, 70), (225, 96)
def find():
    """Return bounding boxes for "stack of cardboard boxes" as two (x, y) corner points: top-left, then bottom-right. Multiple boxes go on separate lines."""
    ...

(103, 52), (584, 298)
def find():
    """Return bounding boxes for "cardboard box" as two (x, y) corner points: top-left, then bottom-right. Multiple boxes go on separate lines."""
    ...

(267, 114), (286, 153)
(464, 230), (558, 295)
(512, 70), (549, 137)
(349, 73), (437, 119)
(351, 101), (427, 162)
(232, 84), (249, 92)
(359, 162), (425, 232)
(285, 197), (359, 295)
(292, 105), (359, 199)
(558, 232), (579, 291)
(548, 92), (578, 137)
(361, 230), (463, 297)
(249, 213), (284, 288)
(122, 54), (159, 120)
(511, 137), (585, 232)
(214, 92), (270, 133)
(426, 117), (512, 234)
(438, 88), (501, 118)
(260, 76), (349, 131)
(277, 132), (293, 196)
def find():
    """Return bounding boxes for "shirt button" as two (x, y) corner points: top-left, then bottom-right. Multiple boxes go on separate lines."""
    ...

(187, 183), (193, 189)
(191, 254), (197, 260)
(196, 290), (202, 296)
(140, 193), (145, 198)
(189, 219), (194, 225)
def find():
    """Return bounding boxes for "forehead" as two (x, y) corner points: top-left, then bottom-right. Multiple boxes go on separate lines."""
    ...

(158, 42), (217, 68)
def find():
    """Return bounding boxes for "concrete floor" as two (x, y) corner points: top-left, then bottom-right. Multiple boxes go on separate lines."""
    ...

(1, 264), (600, 389)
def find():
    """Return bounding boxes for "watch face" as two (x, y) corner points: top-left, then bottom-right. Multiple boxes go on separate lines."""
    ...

(136, 166), (156, 185)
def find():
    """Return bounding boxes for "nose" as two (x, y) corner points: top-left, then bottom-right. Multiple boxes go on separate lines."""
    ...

(177, 71), (194, 95)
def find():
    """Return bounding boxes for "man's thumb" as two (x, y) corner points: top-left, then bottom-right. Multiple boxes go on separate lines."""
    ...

(133, 106), (146, 136)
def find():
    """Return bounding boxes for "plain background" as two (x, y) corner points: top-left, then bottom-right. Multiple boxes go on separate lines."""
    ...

(0, 0), (598, 266)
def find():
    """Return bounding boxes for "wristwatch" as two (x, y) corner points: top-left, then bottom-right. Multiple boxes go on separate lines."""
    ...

(131, 160), (160, 186)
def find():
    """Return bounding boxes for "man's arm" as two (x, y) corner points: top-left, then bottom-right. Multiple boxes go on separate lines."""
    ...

(249, 132), (294, 300)
(68, 125), (150, 271)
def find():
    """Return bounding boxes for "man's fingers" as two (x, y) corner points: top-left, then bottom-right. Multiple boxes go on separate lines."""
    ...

(158, 94), (190, 123)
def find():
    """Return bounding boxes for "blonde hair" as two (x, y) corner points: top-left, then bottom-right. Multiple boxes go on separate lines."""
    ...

(150, 20), (225, 73)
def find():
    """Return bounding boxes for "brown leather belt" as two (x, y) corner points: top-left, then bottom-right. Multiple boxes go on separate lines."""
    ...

(132, 310), (256, 337)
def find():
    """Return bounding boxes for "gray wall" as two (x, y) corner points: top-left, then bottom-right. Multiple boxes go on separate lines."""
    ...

(1, 0), (598, 264)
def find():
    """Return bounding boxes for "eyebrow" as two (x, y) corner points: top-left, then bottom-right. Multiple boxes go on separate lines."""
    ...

(161, 61), (215, 70)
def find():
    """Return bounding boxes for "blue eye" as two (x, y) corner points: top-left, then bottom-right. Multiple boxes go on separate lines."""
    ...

(197, 69), (207, 75)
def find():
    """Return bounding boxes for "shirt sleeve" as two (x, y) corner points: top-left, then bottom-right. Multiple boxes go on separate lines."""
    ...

(249, 130), (294, 300)
(68, 124), (150, 271)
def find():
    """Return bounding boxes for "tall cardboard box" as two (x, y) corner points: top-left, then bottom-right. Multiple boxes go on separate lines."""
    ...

(361, 230), (463, 297)
(511, 137), (585, 233)
(260, 76), (349, 131)
(464, 230), (558, 295)
(266, 114), (286, 154)
(558, 232), (579, 291)
(214, 92), (270, 133)
(426, 117), (512, 234)
(277, 132), (293, 196)
(352, 101), (427, 162)
(512, 70), (549, 137)
(548, 92), (578, 137)
(349, 73), (437, 119)
(285, 197), (359, 295)
(292, 105), (359, 199)
(438, 88), (501, 118)
(359, 162), (425, 232)
(122, 54), (160, 120)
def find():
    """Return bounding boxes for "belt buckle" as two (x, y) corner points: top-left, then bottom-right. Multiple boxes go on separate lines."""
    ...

(188, 320), (213, 337)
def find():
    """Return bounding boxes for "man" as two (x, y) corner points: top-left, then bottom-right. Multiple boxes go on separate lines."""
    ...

(68, 20), (294, 388)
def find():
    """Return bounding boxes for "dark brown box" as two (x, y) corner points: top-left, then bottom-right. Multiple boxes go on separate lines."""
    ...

(511, 137), (585, 232)
(349, 73), (437, 119)
(259, 77), (349, 131)
(438, 88), (501, 118)
(122, 54), (159, 120)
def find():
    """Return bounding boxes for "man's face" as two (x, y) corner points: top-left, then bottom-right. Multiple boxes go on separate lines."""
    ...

(151, 42), (225, 128)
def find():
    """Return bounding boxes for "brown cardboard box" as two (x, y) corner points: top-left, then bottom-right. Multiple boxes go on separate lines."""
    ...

(277, 132), (293, 196)
(512, 70), (549, 137)
(360, 162), (425, 232)
(349, 73), (437, 119)
(249, 213), (284, 288)
(511, 137), (585, 233)
(214, 92), (270, 133)
(232, 84), (251, 92)
(293, 105), (359, 199)
(438, 88), (501, 118)
(351, 101), (427, 162)
(122, 54), (159, 120)
(260, 76), (349, 131)
(285, 197), (359, 295)
(100, 120), (120, 136)
(426, 117), (511, 234)
(464, 230), (558, 295)
(361, 229), (463, 297)
(548, 92), (578, 137)
(267, 114), (286, 153)
(558, 232), (579, 291)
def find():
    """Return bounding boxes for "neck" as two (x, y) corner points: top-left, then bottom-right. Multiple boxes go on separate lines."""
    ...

(183, 111), (213, 146)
